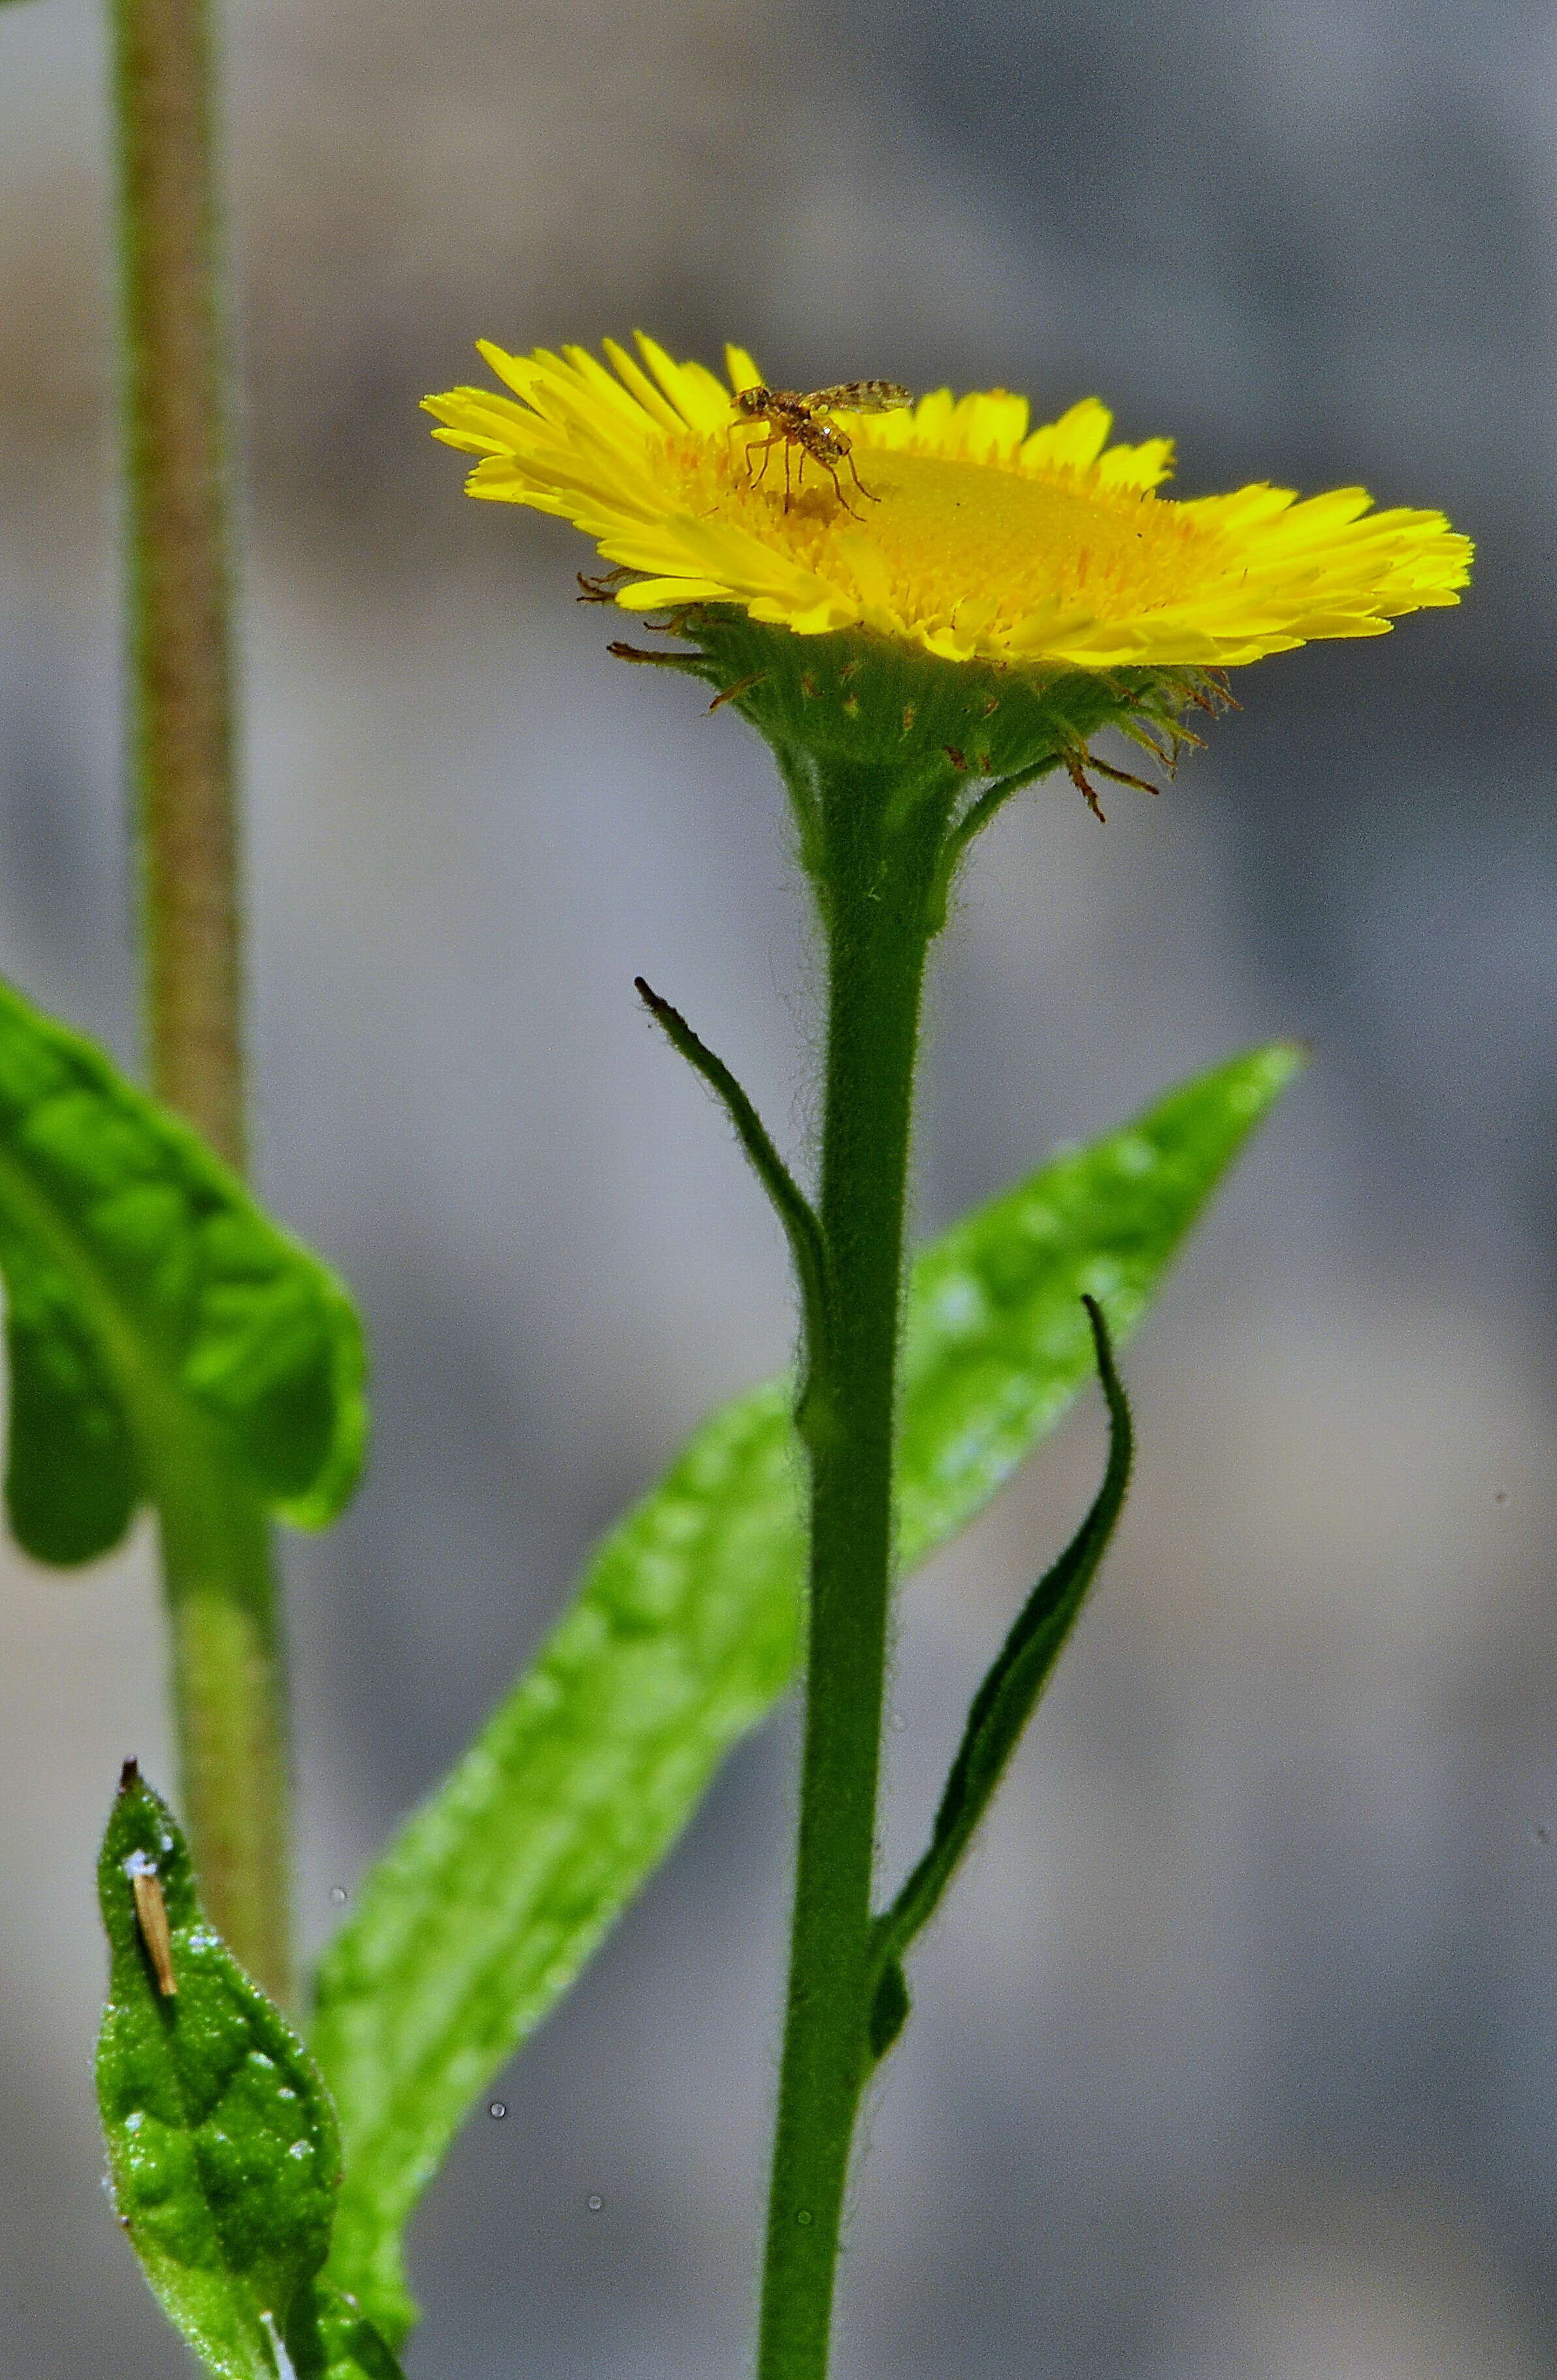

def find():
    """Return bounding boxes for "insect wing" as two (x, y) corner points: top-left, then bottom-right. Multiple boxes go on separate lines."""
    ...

(129, 1859), (178, 1996)
(803, 380), (913, 416)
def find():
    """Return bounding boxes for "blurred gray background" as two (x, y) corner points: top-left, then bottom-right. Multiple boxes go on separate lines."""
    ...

(1, 0), (1554, 2373)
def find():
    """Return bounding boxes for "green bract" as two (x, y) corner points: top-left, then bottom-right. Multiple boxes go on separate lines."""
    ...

(627, 605), (1208, 783)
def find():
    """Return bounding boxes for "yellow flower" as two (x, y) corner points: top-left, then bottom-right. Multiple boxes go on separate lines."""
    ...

(425, 334), (1471, 672)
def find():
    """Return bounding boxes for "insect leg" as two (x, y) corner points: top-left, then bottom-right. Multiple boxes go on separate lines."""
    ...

(845, 448), (881, 506)
(821, 458), (862, 520)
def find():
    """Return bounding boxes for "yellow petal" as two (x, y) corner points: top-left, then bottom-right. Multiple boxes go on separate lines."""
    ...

(423, 338), (1473, 672)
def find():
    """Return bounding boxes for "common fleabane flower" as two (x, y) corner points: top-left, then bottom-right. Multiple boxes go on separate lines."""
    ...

(425, 333), (1471, 799)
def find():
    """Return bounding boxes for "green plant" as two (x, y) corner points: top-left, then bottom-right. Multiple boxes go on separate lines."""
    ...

(0, 7), (1470, 2374)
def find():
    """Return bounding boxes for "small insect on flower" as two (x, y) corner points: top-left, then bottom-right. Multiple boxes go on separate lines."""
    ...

(125, 1850), (177, 1996)
(427, 335), (1473, 669)
(734, 381), (913, 518)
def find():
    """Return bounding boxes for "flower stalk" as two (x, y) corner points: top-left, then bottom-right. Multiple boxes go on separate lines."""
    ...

(757, 748), (961, 2380)
(619, 606), (1193, 2375)
(109, 0), (291, 2003)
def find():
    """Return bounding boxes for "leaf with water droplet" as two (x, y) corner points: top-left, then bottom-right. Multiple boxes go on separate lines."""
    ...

(97, 1765), (404, 2380)
(0, 972), (363, 1568)
(313, 1042), (1303, 2344)
(294, 2281), (410, 2380)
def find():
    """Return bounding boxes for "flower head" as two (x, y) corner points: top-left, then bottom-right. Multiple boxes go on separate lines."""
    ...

(425, 334), (1471, 672)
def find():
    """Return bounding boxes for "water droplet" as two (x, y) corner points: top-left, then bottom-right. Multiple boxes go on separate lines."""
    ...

(889, 1711), (906, 1732)
(329, 1885), (348, 1905)
(488, 2101), (508, 2120)
(587, 2194), (603, 2213)
(1534, 1825), (1550, 1844)
(795, 2208), (813, 2227)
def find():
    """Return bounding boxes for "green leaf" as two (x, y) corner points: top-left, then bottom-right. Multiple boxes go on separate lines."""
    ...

(293, 2282), (410, 2380)
(313, 1040), (1302, 2343)
(869, 1293), (1132, 2063)
(0, 974), (364, 1564)
(96, 1764), (404, 2380)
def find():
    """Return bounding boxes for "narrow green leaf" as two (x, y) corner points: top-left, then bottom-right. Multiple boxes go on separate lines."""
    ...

(96, 1765), (405, 2379)
(314, 1040), (1303, 2343)
(895, 1053), (1263, 1561)
(636, 974), (831, 1393)
(0, 974), (364, 1564)
(293, 2281), (410, 2380)
(316, 1381), (800, 2342)
(869, 1294), (1132, 2063)
(96, 1763), (405, 2380)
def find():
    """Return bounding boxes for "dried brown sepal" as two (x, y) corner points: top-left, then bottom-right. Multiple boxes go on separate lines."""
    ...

(707, 671), (770, 713)
(1064, 752), (1108, 820)
(576, 567), (633, 604)
(1188, 669), (1239, 716)
(1087, 752), (1162, 798)
(1120, 716), (1204, 770)
(606, 641), (694, 670)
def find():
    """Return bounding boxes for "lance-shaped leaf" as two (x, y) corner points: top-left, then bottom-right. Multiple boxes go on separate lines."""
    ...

(297, 2281), (412, 2380)
(0, 974), (363, 1564)
(313, 1042), (1302, 2343)
(96, 1764), (406, 2380)
(868, 1293), (1132, 2064)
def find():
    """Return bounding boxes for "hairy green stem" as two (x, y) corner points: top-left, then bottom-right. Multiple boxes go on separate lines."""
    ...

(152, 1445), (291, 2008)
(757, 754), (957, 2380)
(110, 0), (291, 1998)
(111, 0), (245, 1166)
